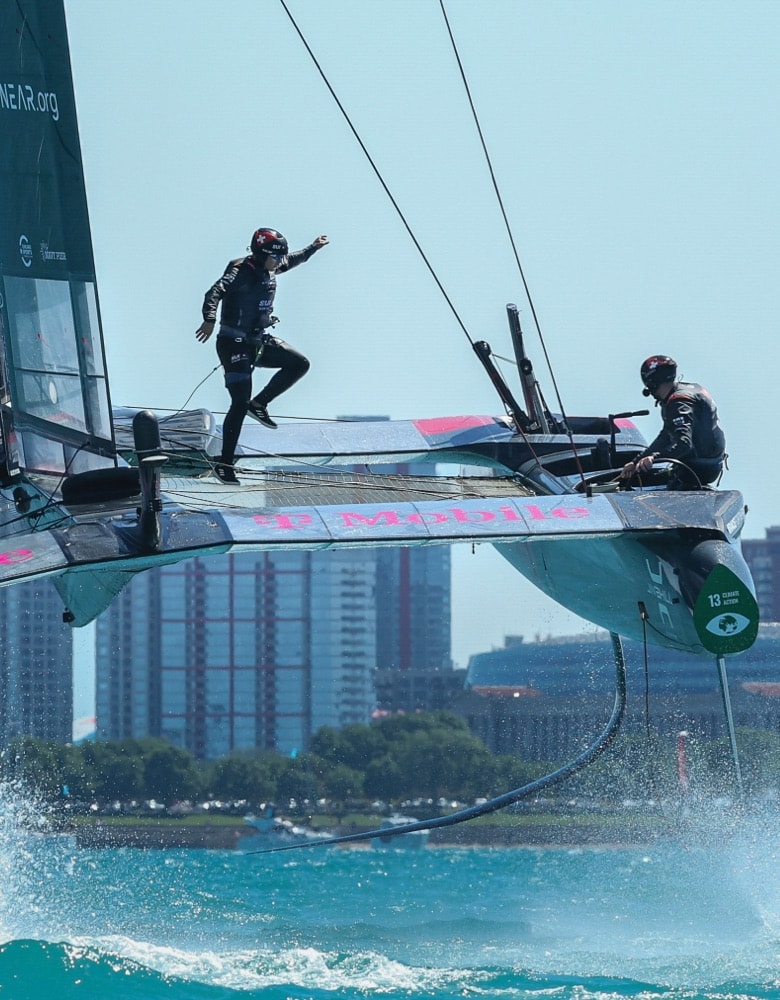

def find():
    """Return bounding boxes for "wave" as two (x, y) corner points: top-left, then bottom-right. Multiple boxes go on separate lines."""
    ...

(2, 938), (780, 1000)
(4, 781), (780, 999)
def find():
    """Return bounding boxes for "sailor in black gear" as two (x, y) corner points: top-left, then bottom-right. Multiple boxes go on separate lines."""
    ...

(196, 228), (328, 483)
(619, 355), (726, 489)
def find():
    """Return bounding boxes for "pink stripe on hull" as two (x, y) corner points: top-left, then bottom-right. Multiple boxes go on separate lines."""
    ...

(412, 415), (496, 435)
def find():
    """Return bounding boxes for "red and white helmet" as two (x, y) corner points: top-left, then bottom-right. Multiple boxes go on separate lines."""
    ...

(250, 228), (288, 256)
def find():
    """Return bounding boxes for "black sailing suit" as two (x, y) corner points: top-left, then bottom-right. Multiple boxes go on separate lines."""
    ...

(637, 380), (726, 487)
(201, 243), (321, 463)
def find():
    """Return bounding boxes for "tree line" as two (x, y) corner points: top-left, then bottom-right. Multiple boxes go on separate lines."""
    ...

(2, 711), (778, 811)
(1, 711), (545, 810)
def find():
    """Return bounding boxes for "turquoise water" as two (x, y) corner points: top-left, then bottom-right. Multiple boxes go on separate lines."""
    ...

(2, 796), (780, 999)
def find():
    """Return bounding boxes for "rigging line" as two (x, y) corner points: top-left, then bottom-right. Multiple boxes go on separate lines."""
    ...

(0, 503), (72, 534)
(277, 0), (474, 349)
(160, 494), (257, 513)
(115, 366), (222, 421)
(114, 407), (222, 416)
(439, 0), (582, 470)
(174, 365), (221, 416)
(439, 0), (538, 334)
(640, 604), (652, 740)
(265, 415), (386, 423)
(216, 439), (456, 480)
(637, 603), (685, 837)
(3, 440), (95, 529)
(234, 451), (385, 479)
(639, 602), (661, 797)
(125, 434), (308, 474)
(639, 614), (680, 649)
(117, 408), (373, 424)
(246, 632), (627, 856)
(439, 0), (560, 396)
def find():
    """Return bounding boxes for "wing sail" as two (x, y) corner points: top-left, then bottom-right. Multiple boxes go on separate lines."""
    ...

(0, 0), (115, 482)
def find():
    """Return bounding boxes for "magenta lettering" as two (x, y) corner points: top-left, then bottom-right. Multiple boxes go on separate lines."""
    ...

(405, 511), (449, 525)
(0, 548), (33, 566)
(551, 507), (588, 519)
(451, 508), (496, 523)
(340, 511), (401, 527)
(252, 513), (313, 530)
(523, 504), (589, 520)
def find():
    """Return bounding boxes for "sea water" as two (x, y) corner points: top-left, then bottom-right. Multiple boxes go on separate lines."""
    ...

(2, 794), (780, 999)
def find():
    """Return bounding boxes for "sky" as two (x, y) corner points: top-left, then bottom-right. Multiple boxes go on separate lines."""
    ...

(61, 0), (779, 713)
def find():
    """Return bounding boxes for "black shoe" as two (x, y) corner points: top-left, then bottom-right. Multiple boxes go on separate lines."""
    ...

(215, 463), (240, 485)
(247, 400), (278, 429)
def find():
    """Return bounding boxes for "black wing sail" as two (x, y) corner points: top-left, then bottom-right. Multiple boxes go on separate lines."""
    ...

(0, 0), (115, 484)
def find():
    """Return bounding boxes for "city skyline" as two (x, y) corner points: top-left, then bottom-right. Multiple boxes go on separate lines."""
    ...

(94, 541), (451, 758)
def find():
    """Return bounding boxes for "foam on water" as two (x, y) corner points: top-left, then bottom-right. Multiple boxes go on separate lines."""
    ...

(2, 783), (780, 998)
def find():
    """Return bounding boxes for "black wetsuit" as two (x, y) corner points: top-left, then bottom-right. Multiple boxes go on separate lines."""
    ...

(202, 244), (320, 462)
(638, 381), (726, 486)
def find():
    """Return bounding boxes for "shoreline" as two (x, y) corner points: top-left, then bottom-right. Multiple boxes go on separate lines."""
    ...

(67, 816), (666, 850)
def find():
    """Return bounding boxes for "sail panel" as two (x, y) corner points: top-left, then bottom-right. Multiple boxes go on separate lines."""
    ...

(0, 0), (114, 481)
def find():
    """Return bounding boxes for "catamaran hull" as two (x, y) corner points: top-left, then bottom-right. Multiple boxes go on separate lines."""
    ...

(496, 532), (753, 655)
(496, 486), (756, 655)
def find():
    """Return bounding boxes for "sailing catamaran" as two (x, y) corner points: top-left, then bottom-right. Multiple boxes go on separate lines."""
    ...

(0, 0), (760, 839)
(0, 0), (758, 650)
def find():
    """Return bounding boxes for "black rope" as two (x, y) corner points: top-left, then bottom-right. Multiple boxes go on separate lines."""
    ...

(639, 600), (663, 797)
(439, 1), (589, 484)
(245, 632), (627, 856)
(438, 2), (534, 333)
(0, 440), (93, 532)
(636, 603), (692, 842)
(175, 365), (220, 416)
(439, 2), (569, 413)
(0, 501), (71, 534)
(117, 407), (395, 424)
(278, 0), (475, 349)
(638, 602), (652, 739)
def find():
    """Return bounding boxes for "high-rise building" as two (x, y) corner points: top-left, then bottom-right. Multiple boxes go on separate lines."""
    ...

(308, 549), (378, 737)
(375, 547), (451, 672)
(95, 420), (454, 759)
(336, 417), (452, 675)
(96, 547), (387, 758)
(0, 579), (73, 745)
(743, 527), (780, 623)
